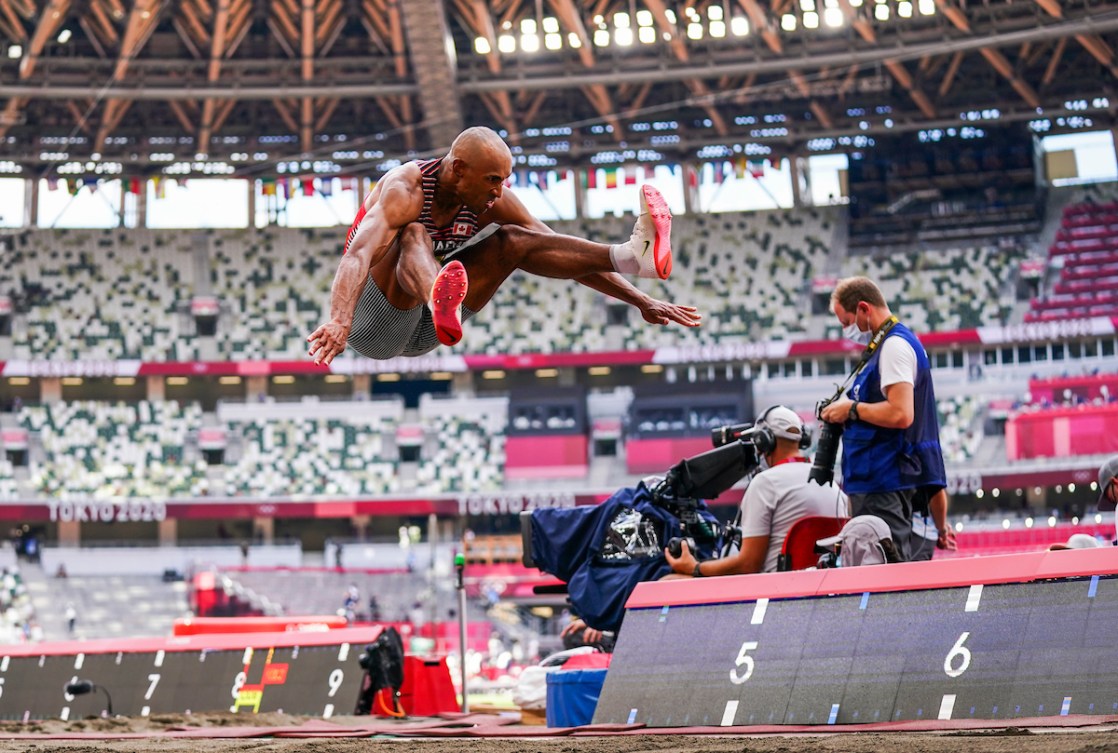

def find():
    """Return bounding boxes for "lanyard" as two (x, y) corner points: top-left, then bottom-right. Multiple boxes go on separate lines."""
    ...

(770, 456), (809, 467)
(834, 315), (900, 396)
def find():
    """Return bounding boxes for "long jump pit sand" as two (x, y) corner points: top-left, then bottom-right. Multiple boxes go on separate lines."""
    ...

(0, 710), (1114, 753)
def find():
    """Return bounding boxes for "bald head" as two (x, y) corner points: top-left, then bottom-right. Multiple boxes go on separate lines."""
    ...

(448, 127), (512, 167)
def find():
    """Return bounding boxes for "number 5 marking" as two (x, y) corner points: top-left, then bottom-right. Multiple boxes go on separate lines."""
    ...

(730, 641), (759, 685)
(944, 632), (972, 678)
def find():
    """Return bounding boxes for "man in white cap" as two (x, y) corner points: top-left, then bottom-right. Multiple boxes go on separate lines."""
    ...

(1099, 456), (1118, 514)
(666, 405), (848, 577)
(1099, 455), (1118, 544)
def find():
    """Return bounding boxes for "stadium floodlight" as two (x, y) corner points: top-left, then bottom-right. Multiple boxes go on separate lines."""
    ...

(542, 16), (559, 33)
(639, 26), (657, 43)
(568, 32), (582, 48)
(731, 16), (750, 35)
(781, 13), (797, 30)
(824, 8), (844, 26)
(803, 11), (820, 28)
(7, 44), (20, 59)
(710, 20), (726, 37)
(545, 33), (562, 50)
(874, 4), (890, 20)
(474, 37), (491, 54)
(898, 1), (913, 17)
(593, 28), (610, 46)
(708, 4), (724, 20)
(687, 21), (703, 39)
(665, 9), (677, 23)
(497, 34), (516, 53)
(636, 10), (654, 26)
(57, 28), (72, 43)
(521, 18), (537, 34)
(615, 27), (634, 45)
(521, 33), (540, 52)
(614, 12), (631, 28)
(919, 0), (936, 13)
(801, 0), (816, 11)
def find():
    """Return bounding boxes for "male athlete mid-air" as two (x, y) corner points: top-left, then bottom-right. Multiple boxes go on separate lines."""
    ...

(307, 126), (700, 364)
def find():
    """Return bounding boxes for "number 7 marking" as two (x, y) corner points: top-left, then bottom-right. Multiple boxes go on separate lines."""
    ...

(145, 674), (161, 700)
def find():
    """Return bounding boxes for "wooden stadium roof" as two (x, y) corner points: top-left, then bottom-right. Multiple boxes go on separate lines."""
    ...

(0, 0), (1114, 178)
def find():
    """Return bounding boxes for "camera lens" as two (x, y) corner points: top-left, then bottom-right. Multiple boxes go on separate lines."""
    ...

(808, 422), (843, 485)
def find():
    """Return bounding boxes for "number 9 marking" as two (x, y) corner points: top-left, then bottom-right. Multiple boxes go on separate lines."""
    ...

(730, 641), (759, 685)
(327, 669), (344, 698)
(944, 631), (972, 678)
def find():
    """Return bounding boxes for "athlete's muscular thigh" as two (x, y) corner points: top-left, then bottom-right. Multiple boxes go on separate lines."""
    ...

(453, 225), (533, 311)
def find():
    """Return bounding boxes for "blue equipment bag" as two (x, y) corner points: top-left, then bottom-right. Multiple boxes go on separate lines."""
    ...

(528, 481), (721, 633)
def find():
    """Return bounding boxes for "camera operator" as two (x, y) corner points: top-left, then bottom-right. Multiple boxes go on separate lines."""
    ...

(819, 276), (947, 561)
(665, 406), (848, 577)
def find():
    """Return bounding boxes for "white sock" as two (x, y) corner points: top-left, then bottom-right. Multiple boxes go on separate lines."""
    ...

(609, 243), (640, 275)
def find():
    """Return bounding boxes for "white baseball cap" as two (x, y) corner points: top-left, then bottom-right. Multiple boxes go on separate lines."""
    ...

(758, 406), (803, 441)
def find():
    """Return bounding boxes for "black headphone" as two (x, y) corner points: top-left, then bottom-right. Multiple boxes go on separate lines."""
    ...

(752, 405), (813, 456)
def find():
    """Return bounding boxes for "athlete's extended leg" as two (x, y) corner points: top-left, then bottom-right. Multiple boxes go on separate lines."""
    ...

(439, 185), (670, 286)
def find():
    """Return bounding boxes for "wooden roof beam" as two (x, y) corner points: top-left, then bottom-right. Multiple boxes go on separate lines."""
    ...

(299, 0), (315, 153)
(1043, 36), (1067, 86)
(735, 0), (782, 55)
(20, 0), (70, 79)
(387, 0), (406, 79)
(94, 98), (131, 150)
(167, 100), (196, 132)
(643, 0), (688, 61)
(979, 47), (1040, 108)
(0, 1), (25, 41)
(111, 0), (159, 81)
(271, 99), (299, 133)
(938, 50), (964, 98)
(547, 0), (594, 67)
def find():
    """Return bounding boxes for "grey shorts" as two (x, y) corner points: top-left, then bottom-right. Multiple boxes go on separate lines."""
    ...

(347, 225), (498, 360)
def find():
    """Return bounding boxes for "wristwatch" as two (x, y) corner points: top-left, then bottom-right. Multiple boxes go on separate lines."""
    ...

(692, 562), (703, 578)
(849, 401), (860, 421)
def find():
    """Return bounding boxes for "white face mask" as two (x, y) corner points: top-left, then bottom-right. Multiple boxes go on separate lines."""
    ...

(843, 320), (871, 345)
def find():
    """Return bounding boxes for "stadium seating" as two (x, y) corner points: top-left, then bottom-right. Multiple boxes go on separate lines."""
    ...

(21, 401), (206, 498)
(1027, 194), (1118, 322)
(937, 394), (983, 464)
(414, 414), (506, 493)
(223, 416), (400, 497)
(21, 572), (191, 641)
(0, 460), (17, 500)
(840, 244), (1021, 333)
(0, 567), (37, 644)
(3, 229), (198, 361)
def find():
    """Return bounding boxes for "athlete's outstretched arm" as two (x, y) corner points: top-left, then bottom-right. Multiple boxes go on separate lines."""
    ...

(307, 171), (423, 365)
(576, 271), (702, 327)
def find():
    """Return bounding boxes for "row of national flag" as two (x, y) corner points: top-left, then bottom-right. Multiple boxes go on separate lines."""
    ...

(45, 176), (366, 199)
(43, 160), (780, 198)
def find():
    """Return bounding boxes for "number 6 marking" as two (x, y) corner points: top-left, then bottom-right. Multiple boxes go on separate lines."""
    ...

(944, 631), (972, 678)
(730, 641), (759, 685)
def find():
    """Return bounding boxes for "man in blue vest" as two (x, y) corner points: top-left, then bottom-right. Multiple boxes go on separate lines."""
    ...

(820, 276), (947, 561)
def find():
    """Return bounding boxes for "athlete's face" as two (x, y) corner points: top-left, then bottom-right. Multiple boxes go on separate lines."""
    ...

(458, 150), (511, 214)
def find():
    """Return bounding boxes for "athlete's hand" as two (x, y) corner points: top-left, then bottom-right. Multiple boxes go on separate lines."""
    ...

(639, 298), (702, 327)
(307, 320), (350, 365)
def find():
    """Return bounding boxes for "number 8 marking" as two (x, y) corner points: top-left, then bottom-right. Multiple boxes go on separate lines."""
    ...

(730, 641), (758, 685)
(944, 631), (972, 678)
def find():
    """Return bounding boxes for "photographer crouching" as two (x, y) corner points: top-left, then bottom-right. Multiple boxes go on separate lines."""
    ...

(818, 276), (947, 561)
(665, 406), (848, 577)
